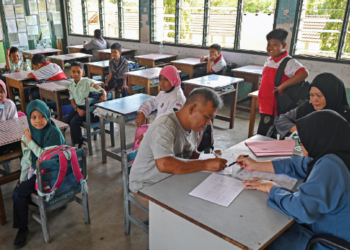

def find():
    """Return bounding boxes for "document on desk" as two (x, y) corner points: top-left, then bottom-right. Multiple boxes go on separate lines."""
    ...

(189, 173), (245, 207)
(235, 169), (298, 190)
(199, 152), (235, 175)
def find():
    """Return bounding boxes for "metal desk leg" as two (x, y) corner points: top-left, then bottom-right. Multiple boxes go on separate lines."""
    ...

(119, 117), (126, 158)
(100, 115), (107, 163)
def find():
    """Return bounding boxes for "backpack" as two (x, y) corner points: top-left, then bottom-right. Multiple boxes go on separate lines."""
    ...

(274, 57), (310, 116)
(36, 145), (88, 202)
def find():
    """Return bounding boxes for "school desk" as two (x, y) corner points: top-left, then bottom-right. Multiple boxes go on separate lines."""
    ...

(22, 48), (62, 63)
(125, 67), (162, 96)
(135, 53), (177, 68)
(248, 90), (259, 138)
(94, 93), (154, 163)
(37, 79), (103, 121)
(85, 60), (134, 83)
(67, 45), (85, 53)
(183, 75), (244, 129)
(3, 71), (37, 112)
(140, 135), (295, 250)
(171, 58), (207, 79)
(0, 116), (68, 225)
(47, 53), (92, 70)
(97, 48), (137, 61)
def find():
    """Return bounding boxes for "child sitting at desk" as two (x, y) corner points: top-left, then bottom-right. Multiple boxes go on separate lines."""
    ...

(101, 42), (129, 97)
(12, 100), (65, 249)
(63, 61), (107, 148)
(0, 80), (18, 121)
(200, 43), (227, 74)
(26, 54), (68, 102)
(5, 47), (31, 73)
(83, 29), (107, 62)
(133, 65), (186, 150)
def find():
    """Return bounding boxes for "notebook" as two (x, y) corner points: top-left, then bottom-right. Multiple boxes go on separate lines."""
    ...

(245, 140), (295, 157)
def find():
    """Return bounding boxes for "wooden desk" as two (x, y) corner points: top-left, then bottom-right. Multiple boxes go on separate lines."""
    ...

(135, 53), (177, 68)
(67, 45), (84, 53)
(248, 90), (259, 138)
(98, 48), (136, 61)
(140, 135), (294, 250)
(3, 71), (36, 112)
(22, 48), (62, 63)
(85, 60), (109, 82)
(37, 79), (103, 121)
(183, 75), (244, 129)
(0, 117), (68, 225)
(125, 67), (162, 95)
(47, 53), (92, 70)
(172, 58), (206, 79)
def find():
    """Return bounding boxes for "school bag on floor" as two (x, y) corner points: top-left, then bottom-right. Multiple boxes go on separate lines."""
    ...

(36, 145), (88, 201)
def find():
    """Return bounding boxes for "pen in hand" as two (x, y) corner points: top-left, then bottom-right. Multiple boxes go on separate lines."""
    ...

(228, 155), (249, 167)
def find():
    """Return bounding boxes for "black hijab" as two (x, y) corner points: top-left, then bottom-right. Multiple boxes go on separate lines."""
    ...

(296, 73), (350, 119)
(296, 110), (350, 180)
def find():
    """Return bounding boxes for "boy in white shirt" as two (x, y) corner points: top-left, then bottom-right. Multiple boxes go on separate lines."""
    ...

(200, 43), (227, 74)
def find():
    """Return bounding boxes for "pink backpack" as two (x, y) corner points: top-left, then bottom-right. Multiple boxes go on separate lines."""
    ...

(17, 111), (26, 117)
(132, 124), (149, 150)
(36, 145), (88, 201)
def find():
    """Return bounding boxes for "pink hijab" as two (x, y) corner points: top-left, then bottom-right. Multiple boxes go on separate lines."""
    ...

(0, 80), (7, 101)
(159, 65), (181, 87)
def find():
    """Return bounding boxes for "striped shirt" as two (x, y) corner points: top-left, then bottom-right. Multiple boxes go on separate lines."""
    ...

(30, 62), (67, 81)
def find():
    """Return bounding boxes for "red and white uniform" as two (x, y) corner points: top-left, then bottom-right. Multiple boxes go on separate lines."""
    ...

(211, 54), (226, 73)
(30, 62), (67, 81)
(258, 51), (307, 116)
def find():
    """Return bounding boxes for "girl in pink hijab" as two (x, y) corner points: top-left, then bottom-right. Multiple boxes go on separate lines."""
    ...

(133, 65), (186, 150)
(0, 80), (18, 122)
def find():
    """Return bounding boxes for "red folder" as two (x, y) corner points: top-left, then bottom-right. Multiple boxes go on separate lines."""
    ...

(245, 140), (295, 157)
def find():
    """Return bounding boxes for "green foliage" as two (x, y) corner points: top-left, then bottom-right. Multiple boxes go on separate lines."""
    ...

(243, 0), (276, 13)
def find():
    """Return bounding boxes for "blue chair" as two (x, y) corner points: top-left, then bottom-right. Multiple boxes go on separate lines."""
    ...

(30, 147), (89, 243)
(121, 149), (149, 234)
(75, 93), (114, 155)
(307, 235), (350, 250)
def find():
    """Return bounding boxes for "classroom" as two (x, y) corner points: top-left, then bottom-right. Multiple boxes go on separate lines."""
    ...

(1, 0), (350, 249)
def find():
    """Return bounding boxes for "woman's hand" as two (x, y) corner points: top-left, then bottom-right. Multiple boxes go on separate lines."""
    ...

(23, 127), (32, 143)
(135, 113), (146, 127)
(243, 177), (277, 193)
(236, 155), (258, 171)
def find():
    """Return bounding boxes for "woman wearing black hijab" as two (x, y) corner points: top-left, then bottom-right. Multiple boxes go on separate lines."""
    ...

(236, 110), (350, 250)
(275, 72), (350, 138)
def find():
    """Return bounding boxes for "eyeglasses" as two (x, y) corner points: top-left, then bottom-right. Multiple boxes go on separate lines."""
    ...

(298, 138), (302, 146)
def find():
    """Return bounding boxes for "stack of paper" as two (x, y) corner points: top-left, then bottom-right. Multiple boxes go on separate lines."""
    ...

(245, 140), (295, 157)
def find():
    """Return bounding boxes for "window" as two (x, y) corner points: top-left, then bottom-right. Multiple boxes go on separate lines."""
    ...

(66, 0), (84, 35)
(293, 0), (350, 61)
(150, 0), (277, 50)
(66, 0), (139, 40)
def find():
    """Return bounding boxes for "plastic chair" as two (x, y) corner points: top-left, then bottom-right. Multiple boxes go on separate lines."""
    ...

(307, 234), (350, 250)
(75, 93), (114, 156)
(121, 149), (149, 235)
(30, 147), (90, 243)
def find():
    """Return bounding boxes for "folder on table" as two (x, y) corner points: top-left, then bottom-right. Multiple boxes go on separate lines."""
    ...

(245, 140), (295, 157)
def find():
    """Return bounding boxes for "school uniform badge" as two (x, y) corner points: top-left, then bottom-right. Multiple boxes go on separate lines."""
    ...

(264, 116), (270, 124)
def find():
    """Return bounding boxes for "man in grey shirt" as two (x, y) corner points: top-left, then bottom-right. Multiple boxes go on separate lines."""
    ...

(83, 29), (107, 62)
(129, 88), (228, 208)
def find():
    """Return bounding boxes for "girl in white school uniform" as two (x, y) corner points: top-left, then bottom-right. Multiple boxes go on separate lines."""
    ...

(0, 80), (18, 122)
(133, 65), (186, 150)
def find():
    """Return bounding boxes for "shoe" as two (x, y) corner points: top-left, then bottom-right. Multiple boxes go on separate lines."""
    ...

(13, 227), (29, 249)
(78, 142), (86, 149)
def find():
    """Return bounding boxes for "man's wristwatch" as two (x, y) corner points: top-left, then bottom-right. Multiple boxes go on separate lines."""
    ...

(74, 107), (78, 112)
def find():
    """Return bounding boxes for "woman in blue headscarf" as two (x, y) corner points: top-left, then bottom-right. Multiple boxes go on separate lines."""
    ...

(12, 100), (65, 248)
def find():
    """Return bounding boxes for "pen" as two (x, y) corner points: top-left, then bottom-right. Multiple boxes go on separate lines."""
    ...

(228, 155), (249, 167)
(213, 152), (220, 158)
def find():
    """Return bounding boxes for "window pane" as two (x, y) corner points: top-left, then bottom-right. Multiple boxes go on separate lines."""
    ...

(104, 0), (119, 38)
(87, 0), (100, 36)
(152, 0), (176, 43)
(122, 0), (139, 40)
(341, 20), (350, 60)
(178, 0), (204, 46)
(67, 0), (84, 34)
(206, 0), (238, 48)
(295, 0), (347, 59)
(239, 0), (277, 51)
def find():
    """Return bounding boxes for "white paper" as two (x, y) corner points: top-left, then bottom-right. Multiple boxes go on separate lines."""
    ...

(3, 0), (15, 4)
(199, 152), (236, 175)
(189, 173), (245, 207)
(29, 1), (39, 15)
(27, 25), (38, 36)
(6, 19), (17, 33)
(4, 5), (15, 19)
(235, 169), (298, 190)
(0, 15), (3, 41)
(25, 15), (37, 26)
(53, 11), (61, 24)
(18, 32), (28, 46)
(38, 1), (46, 13)
(41, 25), (50, 39)
(47, 0), (56, 12)
(39, 12), (48, 25)
(16, 19), (26, 32)
(14, 4), (24, 18)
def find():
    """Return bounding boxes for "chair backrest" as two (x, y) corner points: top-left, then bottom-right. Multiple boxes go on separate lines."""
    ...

(121, 149), (138, 194)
